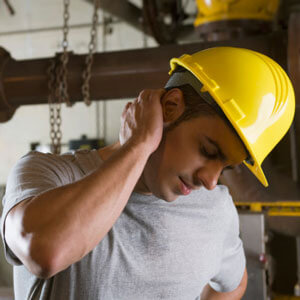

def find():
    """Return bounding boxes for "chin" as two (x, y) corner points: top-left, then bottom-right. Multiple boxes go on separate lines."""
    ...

(165, 196), (178, 202)
(145, 175), (178, 202)
(153, 189), (178, 202)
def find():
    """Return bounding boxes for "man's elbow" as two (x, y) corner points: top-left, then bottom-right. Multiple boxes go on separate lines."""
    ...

(6, 223), (61, 279)
(5, 200), (63, 279)
(26, 238), (62, 279)
(7, 234), (61, 279)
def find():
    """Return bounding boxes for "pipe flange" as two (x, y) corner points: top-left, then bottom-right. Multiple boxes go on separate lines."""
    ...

(0, 47), (16, 122)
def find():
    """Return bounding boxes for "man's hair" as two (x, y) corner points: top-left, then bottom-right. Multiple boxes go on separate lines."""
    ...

(165, 84), (217, 132)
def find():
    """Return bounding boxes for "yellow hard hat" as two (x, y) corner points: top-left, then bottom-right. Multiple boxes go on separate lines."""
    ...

(168, 47), (295, 187)
(194, 0), (279, 27)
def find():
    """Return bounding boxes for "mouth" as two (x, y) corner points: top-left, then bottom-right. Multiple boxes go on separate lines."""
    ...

(179, 176), (193, 195)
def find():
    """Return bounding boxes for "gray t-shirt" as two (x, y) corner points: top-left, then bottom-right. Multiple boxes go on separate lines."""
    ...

(1, 149), (245, 300)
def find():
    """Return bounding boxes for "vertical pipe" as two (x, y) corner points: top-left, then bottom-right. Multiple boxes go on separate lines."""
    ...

(289, 122), (298, 182)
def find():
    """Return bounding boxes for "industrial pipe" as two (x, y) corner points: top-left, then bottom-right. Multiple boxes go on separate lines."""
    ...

(0, 31), (288, 122)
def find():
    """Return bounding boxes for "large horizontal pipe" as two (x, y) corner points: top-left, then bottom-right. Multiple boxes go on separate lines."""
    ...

(0, 31), (287, 122)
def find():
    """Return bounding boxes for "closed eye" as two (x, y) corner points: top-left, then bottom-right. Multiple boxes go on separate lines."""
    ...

(200, 146), (219, 160)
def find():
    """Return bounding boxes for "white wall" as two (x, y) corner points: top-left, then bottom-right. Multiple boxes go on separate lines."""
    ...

(0, 0), (157, 184)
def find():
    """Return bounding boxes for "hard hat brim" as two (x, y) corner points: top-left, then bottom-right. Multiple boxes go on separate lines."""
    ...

(244, 160), (268, 187)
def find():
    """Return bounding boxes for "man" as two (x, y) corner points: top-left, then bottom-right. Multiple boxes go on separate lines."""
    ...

(1, 47), (295, 299)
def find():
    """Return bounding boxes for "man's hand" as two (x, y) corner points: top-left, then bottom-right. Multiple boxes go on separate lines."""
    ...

(119, 89), (166, 154)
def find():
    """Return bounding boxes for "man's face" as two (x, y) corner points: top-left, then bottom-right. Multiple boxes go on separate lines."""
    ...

(142, 114), (247, 202)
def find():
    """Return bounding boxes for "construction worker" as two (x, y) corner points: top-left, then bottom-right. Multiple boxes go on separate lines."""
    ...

(1, 47), (295, 299)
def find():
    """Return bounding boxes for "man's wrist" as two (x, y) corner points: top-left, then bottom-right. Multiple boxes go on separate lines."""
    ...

(122, 138), (153, 161)
(124, 137), (156, 159)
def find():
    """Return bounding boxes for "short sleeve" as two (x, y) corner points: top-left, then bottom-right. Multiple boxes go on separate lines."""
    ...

(209, 197), (246, 293)
(0, 151), (72, 266)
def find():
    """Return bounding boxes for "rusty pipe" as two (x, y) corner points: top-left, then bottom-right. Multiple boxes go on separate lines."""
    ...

(0, 31), (288, 122)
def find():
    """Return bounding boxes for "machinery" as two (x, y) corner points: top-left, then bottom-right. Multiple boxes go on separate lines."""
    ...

(194, 0), (279, 41)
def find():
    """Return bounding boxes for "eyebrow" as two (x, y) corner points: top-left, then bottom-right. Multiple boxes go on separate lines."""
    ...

(204, 136), (227, 162)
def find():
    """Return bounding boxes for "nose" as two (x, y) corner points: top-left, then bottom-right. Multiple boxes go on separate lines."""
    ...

(195, 161), (223, 190)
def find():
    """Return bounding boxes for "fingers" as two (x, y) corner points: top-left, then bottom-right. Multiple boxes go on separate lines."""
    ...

(138, 89), (166, 103)
(122, 89), (165, 118)
(124, 97), (138, 109)
(122, 101), (132, 119)
(123, 89), (165, 117)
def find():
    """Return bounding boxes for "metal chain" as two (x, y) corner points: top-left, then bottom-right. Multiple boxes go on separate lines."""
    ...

(58, 0), (72, 107)
(48, 59), (62, 155)
(47, 0), (71, 154)
(82, 0), (100, 106)
(48, 0), (99, 152)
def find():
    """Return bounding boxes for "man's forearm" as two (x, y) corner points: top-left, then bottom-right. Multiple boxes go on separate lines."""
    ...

(6, 141), (151, 278)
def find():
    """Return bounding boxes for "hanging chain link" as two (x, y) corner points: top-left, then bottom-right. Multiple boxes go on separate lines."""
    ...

(58, 0), (72, 107)
(82, 0), (100, 106)
(48, 60), (62, 154)
(48, 0), (71, 154)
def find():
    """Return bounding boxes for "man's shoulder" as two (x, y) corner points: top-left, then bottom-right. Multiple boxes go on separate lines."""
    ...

(20, 149), (101, 170)
(8, 149), (101, 187)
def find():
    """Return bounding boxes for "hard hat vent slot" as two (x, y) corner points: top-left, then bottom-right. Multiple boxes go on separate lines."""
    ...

(223, 99), (245, 123)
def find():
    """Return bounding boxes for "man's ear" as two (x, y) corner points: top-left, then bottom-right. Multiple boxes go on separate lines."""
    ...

(161, 88), (185, 125)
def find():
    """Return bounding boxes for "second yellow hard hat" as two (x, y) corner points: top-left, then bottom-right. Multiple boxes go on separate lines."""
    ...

(194, 0), (279, 27)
